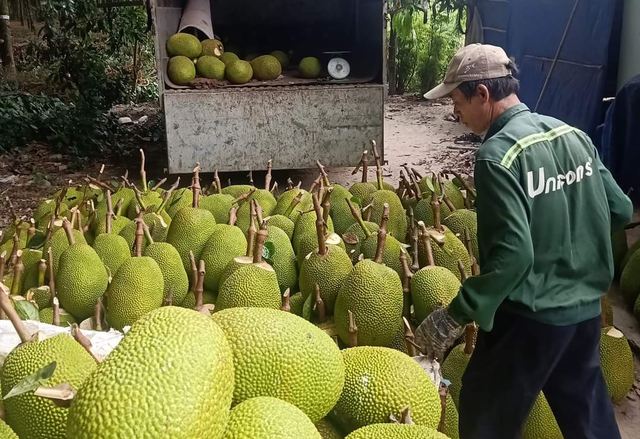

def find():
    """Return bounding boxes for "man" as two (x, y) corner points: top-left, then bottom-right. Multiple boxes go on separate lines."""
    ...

(415, 43), (633, 439)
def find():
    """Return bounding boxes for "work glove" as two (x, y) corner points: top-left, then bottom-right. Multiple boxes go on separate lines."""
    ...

(414, 307), (465, 361)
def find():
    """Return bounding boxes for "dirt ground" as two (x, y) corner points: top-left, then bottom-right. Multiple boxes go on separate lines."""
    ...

(1, 95), (639, 436)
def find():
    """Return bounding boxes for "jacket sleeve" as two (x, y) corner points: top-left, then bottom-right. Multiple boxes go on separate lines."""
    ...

(593, 150), (633, 232)
(447, 160), (535, 331)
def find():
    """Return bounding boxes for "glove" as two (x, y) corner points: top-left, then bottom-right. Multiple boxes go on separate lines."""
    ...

(414, 307), (465, 361)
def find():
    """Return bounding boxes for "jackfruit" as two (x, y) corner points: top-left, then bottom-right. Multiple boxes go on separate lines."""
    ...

(92, 232), (131, 276)
(419, 176), (465, 210)
(1, 334), (97, 439)
(226, 60), (253, 84)
(143, 241), (189, 305)
(67, 307), (235, 439)
(273, 187), (311, 217)
(220, 52), (240, 65)
(440, 326), (474, 407)
(200, 224), (248, 293)
(223, 396), (321, 439)
(212, 307), (345, 422)
(300, 244), (352, 313)
(92, 214), (131, 236)
(251, 55), (282, 80)
(345, 424), (450, 439)
(216, 262), (281, 310)
(343, 220), (379, 264)
(411, 255), (461, 325)
(38, 307), (77, 326)
(297, 232), (344, 268)
(619, 248), (640, 307)
(167, 187), (194, 217)
(442, 209), (478, 260)
(33, 199), (66, 224)
(293, 211), (334, 254)
(290, 291), (306, 316)
(196, 55), (226, 80)
(443, 392), (460, 439)
(330, 184), (357, 235)
(367, 190), (408, 242)
(266, 225), (298, 292)
(126, 190), (163, 219)
(0, 419), (17, 439)
(43, 226), (86, 275)
(299, 57), (322, 78)
(418, 224), (471, 281)
(200, 193), (234, 224)
(166, 206), (217, 276)
(266, 214), (295, 239)
(316, 418), (345, 439)
(31, 285), (51, 309)
(201, 38), (224, 57)
(55, 223), (109, 321)
(105, 256), (164, 331)
(522, 393), (562, 439)
(166, 32), (202, 58)
(168, 56), (196, 86)
(236, 190), (277, 232)
(600, 326), (635, 402)
(349, 182), (377, 206)
(360, 232), (411, 276)
(271, 50), (290, 68)
(333, 346), (441, 430)
(221, 184), (254, 199)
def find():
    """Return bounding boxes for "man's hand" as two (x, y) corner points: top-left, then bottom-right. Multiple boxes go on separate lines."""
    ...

(415, 307), (465, 361)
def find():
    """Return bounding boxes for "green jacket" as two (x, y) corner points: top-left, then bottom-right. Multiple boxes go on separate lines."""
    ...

(448, 103), (633, 331)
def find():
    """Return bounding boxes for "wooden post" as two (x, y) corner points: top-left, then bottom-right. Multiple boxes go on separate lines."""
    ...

(0, 0), (16, 76)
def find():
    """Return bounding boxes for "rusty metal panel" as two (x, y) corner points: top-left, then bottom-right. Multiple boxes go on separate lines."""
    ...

(164, 84), (384, 173)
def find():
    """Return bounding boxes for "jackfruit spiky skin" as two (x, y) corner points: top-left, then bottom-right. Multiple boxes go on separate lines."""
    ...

(92, 215), (132, 236)
(0, 220), (30, 245)
(293, 212), (334, 254)
(67, 307), (235, 439)
(443, 392), (460, 439)
(212, 308), (345, 423)
(414, 197), (452, 228)
(290, 292), (305, 316)
(143, 212), (171, 242)
(348, 182), (377, 206)
(201, 38), (224, 57)
(126, 191), (163, 219)
(251, 55), (283, 80)
(200, 225), (248, 293)
(219, 256), (253, 287)
(19, 249), (43, 293)
(216, 263), (281, 311)
(522, 392), (562, 439)
(43, 228), (86, 276)
(333, 347), (441, 431)
(179, 289), (216, 309)
(367, 190), (408, 243)
(271, 50), (290, 68)
(33, 199), (66, 223)
(345, 424), (450, 439)
(38, 307), (77, 326)
(440, 343), (470, 408)
(299, 57), (322, 79)
(166, 188), (194, 218)
(611, 229), (628, 276)
(334, 260), (403, 347)
(299, 245), (353, 313)
(1, 334), (96, 439)
(220, 52), (240, 66)
(105, 257), (164, 330)
(343, 221), (379, 264)
(92, 233), (131, 277)
(0, 234), (25, 258)
(55, 243), (109, 321)
(20, 265), (40, 295)
(196, 55), (226, 80)
(419, 227), (472, 281)
(199, 193), (234, 224)
(266, 214), (295, 239)
(388, 324), (409, 354)
(220, 184), (255, 199)
(600, 326), (635, 402)
(419, 178), (465, 210)
(266, 225), (298, 293)
(273, 188), (307, 215)
(359, 233), (411, 276)
(223, 396), (321, 439)
(296, 233), (345, 268)
(442, 209), (478, 260)
(31, 286), (51, 309)
(166, 32), (202, 58)
(315, 418), (344, 439)
(226, 60), (253, 84)
(236, 190), (278, 231)
(168, 57), (196, 85)
(411, 266), (461, 325)
(143, 242), (189, 305)
(330, 184), (357, 235)
(93, 188), (135, 227)
(619, 249), (640, 307)
(0, 419), (17, 439)
(166, 207), (217, 276)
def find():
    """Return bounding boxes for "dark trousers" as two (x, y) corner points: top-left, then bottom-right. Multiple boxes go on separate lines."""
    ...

(458, 312), (621, 439)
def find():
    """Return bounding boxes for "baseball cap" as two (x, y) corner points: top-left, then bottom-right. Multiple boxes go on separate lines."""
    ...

(424, 43), (512, 99)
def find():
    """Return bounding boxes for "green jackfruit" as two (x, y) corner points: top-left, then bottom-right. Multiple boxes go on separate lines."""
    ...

(290, 292), (305, 316)
(333, 346), (441, 431)
(315, 418), (344, 439)
(293, 211), (334, 254)
(348, 182), (377, 206)
(167, 188), (194, 217)
(522, 393), (562, 439)
(297, 233), (344, 268)
(600, 326), (635, 403)
(271, 50), (290, 68)
(266, 225), (298, 292)
(251, 55), (282, 80)
(299, 244), (353, 313)
(168, 56), (196, 85)
(411, 265), (461, 325)
(143, 242), (189, 305)
(166, 206), (217, 276)
(266, 214), (295, 239)
(92, 233), (131, 276)
(360, 233), (411, 276)
(418, 226), (472, 281)
(1, 334), (96, 439)
(166, 33), (202, 58)
(343, 220), (379, 264)
(67, 307), (234, 439)
(345, 424), (449, 439)
(226, 60), (253, 84)
(0, 419), (17, 439)
(221, 184), (254, 199)
(419, 177), (465, 210)
(212, 307), (345, 423)
(299, 57), (322, 79)
(38, 307), (77, 326)
(201, 38), (224, 57)
(92, 215), (131, 236)
(196, 55), (226, 80)
(216, 262), (281, 310)
(199, 193), (234, 224)
(43, 227), (86, 276)
(367, 190), (408, 242)
(442, 209), (478, 260)
(223, 396), (321, 439)
(200, 225), (248, 293)
(220, 52), (240, 65)
(440, 342), (471, 407)
(330, 184), (357, 235)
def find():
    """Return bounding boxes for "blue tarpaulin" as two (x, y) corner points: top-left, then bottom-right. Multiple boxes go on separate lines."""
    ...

(472, 0), (620, 139)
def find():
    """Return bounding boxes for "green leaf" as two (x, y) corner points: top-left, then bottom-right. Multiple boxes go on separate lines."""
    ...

(147, 180), (155, 191)
(28, 231), (46, 249)
(3, 361), (57, 400)
(452, 177), (464, 189)
(263, 242), (276, 265)
(302, 293), (313, 321)
(12, 298), (40, 321)
(425, 178), (435, 193)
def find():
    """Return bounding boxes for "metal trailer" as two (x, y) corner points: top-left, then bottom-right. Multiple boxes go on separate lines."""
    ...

(150, 0), (387, 174)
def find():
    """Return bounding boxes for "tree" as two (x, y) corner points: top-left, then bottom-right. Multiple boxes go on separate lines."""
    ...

(0, 0), (16, 76)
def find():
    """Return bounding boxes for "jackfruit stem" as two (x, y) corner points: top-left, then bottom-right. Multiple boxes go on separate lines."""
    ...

(464, 228), (479, 275)
(312, 194), (327, 256)
(75, 208), (84, 232)
(134, 218), (144, 257)
(247, 169), (254, 186)
(228, 207), (238, 226)
(317, 174), (325, 202)
(437, 385), (448, 433)
(351, 150), (369, 183)
(0, 251), (5, 280)
(254, 200), (264, 225)
(151, 178), (167, 192)
(448, 170), (477, 199)
(458, 260), (468, 282)
(38, 259), (46, 287)
(371, 140), (385, 190)
(141, 221), (154, 245)
(156, 177), (180, 215)
(10, 251), (23, 295)
(418, 222), (436, 267)
(281, 288), (291, 312)
(345, 197), (372, 239)
(411, 167), (424, 181)
(52, 296), (60, 326)
(316, 160), (330, 186)
(105, 190), (114, 234)
(253, 219), (269, 264)
(194, 260), (205, 309)
(214, 168), (222, 194)
(83, 200), (95, 233)
(464, 323), (476, 354)
(284, 191), (303, 217)
(9, 233), (19, 267)
(314, 284), (327, 323)
(85, 175), (113, 192)
(164, 289), (173, 307)
(309, 174), (322, 193)
(0, 282), (33, 343)
(442, 192), (456, 212)
(399, 170), (414, 198)
(192, 163), (202, 208)
(54, 185), (69, 219)
(286, 178), (294, 190)
(189, 251), (198, 290)
(374, 203), (390, 264)
(462, 189), (472, 210)
(26, 219), (36, 247)
(115, 198), (124, 217)
(120, 170), (130, 191)
(47, 247), (56, 301)
(430, 192), (442, 231)
(400, 250), (413, 318)
(321, 187), (332, 226)
(131, 184), (148, 214)
(61, 219), (76, 246)
(5, 196), (17, 224)
(71, 324), (102, 363)
(270, 181), (279, 196)
(246, 201), (257, 258)
(232, 188), (256, 204)
(94, 298), (104, 331)
(139, 149), (148, 193)
(363, 202), (373, 222)
(403, 317), (418, 357)
(264, 159), (273, 191)
(348, 310), (358, 347)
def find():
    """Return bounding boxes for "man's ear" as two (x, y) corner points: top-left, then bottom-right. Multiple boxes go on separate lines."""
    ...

(476, 84), (490, 103)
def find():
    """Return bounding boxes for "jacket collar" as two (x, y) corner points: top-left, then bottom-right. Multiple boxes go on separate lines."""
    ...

(483, 103), (531, 143)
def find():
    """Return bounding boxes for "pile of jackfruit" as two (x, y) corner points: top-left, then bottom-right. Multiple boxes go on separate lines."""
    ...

(0, 145), (635, 439)
(166, 32), (322, 86)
